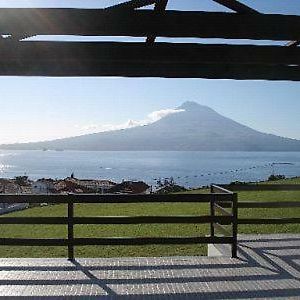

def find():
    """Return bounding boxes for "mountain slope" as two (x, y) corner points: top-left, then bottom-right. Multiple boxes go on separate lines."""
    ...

(2, 101), (300, 151)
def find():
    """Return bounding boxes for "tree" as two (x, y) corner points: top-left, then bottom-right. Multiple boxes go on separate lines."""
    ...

(14, 176), (29, 186)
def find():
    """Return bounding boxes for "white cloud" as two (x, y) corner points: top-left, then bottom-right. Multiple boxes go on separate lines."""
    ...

(148, 108), (185, 122)
(78, 108), (185, 135)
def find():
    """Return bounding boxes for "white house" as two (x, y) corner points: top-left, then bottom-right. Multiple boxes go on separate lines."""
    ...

(31, 179), (54, 194)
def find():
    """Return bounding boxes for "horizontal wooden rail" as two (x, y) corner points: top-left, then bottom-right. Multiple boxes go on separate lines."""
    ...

(73, 215), (233, 225)
(0, 193), (230, 203)
(220, 184), (300, 191)
(239, 218), (300, 224)
(215, 201), (300, 208)
(0, 215), (233, 225)
(0, 217), (68, 224)
(0, 238), (68, 246)
(238, 201), (300, 208)
(0, 9), (300, 41)
(0, 236), (234, 246)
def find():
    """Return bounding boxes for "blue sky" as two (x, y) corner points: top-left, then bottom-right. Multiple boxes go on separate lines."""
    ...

(1, 0), (300, 143)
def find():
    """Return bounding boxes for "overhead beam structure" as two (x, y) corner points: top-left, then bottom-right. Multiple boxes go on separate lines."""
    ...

(0, 41), (299, 80)
(2, 42), (300, 66)
(213, 0), (299, 47)
(0, 0), (299, 81)
(146, 0), (168, 45)
(1, 9), (300, 41)
(1, 60), (299, 80)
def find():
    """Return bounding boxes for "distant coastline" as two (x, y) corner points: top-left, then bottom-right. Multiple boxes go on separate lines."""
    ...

(1, 174), (300, 196)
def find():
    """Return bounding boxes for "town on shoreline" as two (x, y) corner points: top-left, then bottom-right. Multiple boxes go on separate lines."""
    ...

(0, 175), (152, 196)
(0, 175), (154, 214)
(0, 173), (291, 197)
(0, 173), (293, 215)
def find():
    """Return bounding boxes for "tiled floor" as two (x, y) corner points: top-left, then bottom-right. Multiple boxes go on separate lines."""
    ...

(0, 234), (299, 299)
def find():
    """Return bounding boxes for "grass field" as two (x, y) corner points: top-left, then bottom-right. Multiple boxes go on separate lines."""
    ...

(0, 177), (299, 258)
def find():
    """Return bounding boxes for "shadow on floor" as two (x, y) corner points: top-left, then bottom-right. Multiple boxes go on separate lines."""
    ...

(0, 234), (299, 299)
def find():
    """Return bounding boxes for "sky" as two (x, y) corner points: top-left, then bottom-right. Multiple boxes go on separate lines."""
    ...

(0, 0), (300, 144)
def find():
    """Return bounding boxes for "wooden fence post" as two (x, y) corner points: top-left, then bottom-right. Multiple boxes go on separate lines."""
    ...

(68, 201), (74, 261)
(210, 187), (215, 238)
(232, 193), (238, 258)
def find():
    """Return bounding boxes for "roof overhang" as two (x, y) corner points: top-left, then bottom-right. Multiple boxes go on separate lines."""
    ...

(0, 0), (299, 81)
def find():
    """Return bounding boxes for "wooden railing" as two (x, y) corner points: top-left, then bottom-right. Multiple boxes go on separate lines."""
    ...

(217, 184), (300, 225)
(210, 185), (238, 258)
(0, 193), (238, 260)
(1, 184), (299, 259)
(220, 184), (300, 191)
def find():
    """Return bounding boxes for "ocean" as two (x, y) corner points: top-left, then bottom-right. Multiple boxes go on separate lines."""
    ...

(0, 150), (300, 188)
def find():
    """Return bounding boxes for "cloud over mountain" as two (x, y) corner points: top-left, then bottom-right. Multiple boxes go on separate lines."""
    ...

(78, 108), (185, 134)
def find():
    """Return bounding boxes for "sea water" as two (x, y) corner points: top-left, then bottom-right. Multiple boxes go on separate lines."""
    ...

(0, 150), (299, 188)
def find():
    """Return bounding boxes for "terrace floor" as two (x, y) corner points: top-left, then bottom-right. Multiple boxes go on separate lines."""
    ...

(0, 234), (299, 299)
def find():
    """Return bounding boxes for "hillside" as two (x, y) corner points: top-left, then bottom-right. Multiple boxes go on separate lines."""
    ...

(2, 101), (300, 151)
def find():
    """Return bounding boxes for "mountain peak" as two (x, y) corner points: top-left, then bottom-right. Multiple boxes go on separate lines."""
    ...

(178, 101), (214, 112)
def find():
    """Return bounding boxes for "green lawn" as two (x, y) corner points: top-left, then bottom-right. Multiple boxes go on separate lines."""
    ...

(0, 177), (299, 258)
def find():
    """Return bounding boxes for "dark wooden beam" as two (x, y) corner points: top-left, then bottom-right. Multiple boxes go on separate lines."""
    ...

(0, 236), (234, 246)
(1, 9), (300, 41)
(219, 184), (300, 191)
(0, 58), (299, 80)
(0, 193), (225, 203)
(0, 41), (300, 79)
(238, 201), (300, 208)
(0, 238), (68, 246)
(212, 0), (259, 14)
(239, 218), (300, 224)
(2, 42), (300, 65)
(213, 1), (299, 49)
(146, 0), (168, 45)
(0, 215), (233, 225)
(105, 0), (156, 11)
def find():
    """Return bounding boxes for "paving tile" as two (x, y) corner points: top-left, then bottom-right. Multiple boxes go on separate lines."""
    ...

(0, 234), (298, 299)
